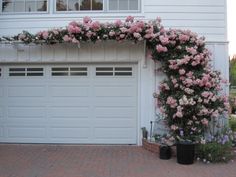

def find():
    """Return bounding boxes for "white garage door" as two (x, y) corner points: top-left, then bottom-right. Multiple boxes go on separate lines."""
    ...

(0, 64), (137, 144)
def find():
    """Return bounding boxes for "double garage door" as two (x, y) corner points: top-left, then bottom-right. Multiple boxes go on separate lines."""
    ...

(0, 64), (138, 144)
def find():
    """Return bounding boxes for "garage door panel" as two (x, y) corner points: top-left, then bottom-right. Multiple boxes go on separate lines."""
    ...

(49, 86), (89, 97)
(95, 107), (136, 118)
(0, 107), (3, 118)
(94, 128), (136, 139)
(94, 98), (136, 106)
(49, 98), (90, 106)
(8, 98), (46, 106)
(0, 87), (3, 97)
(49, 118), (90, 126)
(5, 119), (47, 126)
(49, 107), (90, 118)
(0, 127), (3, 137)
(7, 127), (46, 138)
(8, 107), (46, 118)
(50, 127), (89, 138)
(94, 86), (136, 97)
(8, 86), (45, 97)
(93, 119), (136, 127)
(94, 82), (136, 87)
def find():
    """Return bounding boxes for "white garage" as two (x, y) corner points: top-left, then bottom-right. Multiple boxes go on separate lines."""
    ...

(0, 64), (138, 144)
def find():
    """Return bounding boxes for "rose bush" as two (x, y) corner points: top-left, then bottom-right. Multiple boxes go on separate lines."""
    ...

(0, 16), (229, 142)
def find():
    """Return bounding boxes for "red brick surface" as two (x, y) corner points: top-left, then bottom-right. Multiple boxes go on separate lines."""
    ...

(0, 144), (235, 177)
(142, 139), (176, 156)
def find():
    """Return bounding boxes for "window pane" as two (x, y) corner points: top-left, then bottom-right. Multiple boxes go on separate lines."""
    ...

(25, 1), (36, 12)
(56, 0), (67, 11)
(80, 0), (91, 10)
(2, 0), (13, 12)
(14, 0), (25, 12)
(68, 0), (79, 11)
(37, 0), (47, 11)
(92, 0), (103, 10)
(119, 0), (128, 10)
(109, 0), (117, 10)
(129, 0), (138, 10)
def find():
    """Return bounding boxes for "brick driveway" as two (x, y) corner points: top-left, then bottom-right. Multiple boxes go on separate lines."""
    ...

(0, 144), (235, 177)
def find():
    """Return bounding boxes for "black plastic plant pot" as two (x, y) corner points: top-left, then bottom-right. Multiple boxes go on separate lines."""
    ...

(159, 145), (171, 160)
(176, 142), (195, 165)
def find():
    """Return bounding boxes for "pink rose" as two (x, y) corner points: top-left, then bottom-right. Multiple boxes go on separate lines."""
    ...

(83, 16), (92, 24)
(63, 35), (71, 42)
(72, 38), (79, 44)
(144, 33), (152, 39)
(133, 32), (141, 38)
(159, 35), (169, 45)
(120, 27), (128, 33)
(115, 20), (123, 27)
(42, 31), (48, 39)
(109, 31), (116, 37)
(160, 83), (170, 91)
(125, 16), (134, 23)
(68, 25), (74, 33)
(91, 21), (100, 31)
(156, 45), (168, 53)
(166, 96), (178, 108)
(179, 34), (190, 42)
(176, 111), (183, 118)
(186, 47), (197, 55)
(179, 69), (186, 75)
(172, 78), (177, 84)
(120, 34), (125, 39)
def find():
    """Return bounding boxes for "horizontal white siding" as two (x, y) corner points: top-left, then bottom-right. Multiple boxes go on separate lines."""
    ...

(0, 0), (227, 42)
(143, 0), (227, 41)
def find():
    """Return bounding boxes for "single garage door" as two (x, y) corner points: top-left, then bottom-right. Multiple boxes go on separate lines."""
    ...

(0, 64), (137, 144)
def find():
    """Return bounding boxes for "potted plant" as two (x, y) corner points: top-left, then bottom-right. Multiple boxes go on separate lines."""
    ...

(175, 131), (196, 165)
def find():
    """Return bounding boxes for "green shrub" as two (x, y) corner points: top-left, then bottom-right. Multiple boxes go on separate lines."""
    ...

(196, 142), (233, 163)
(229, 96), (236, 114)
(196, 128), (235, 163)
(229, 118), (236, 131)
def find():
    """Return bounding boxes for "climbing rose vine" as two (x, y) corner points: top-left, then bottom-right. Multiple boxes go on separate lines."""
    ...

(0, 16), (229, 141)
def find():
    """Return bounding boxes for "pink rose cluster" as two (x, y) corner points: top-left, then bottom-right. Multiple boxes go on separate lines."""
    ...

(154, 26), (228, 140)
(16, 16), (165, 47)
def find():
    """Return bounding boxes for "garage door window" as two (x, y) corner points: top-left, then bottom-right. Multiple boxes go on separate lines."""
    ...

(9, 68), (44, 76)
(51, 67), (87, 76)
(96, 67), (132, 76)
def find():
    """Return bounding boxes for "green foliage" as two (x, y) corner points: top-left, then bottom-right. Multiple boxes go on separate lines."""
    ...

(230, 57), (236, 86)
(229, 96), (236, 114)
(196, 141), (233, 163)
(229, 117), (236, 131)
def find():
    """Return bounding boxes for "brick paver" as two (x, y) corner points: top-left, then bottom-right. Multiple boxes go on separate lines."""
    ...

(0, 144), (235, 177)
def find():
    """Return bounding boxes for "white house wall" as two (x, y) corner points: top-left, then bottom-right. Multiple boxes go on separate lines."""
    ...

(206, 42), (229, 94)
(144, 0), (227, 42)
(0, 0), (227, 42)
